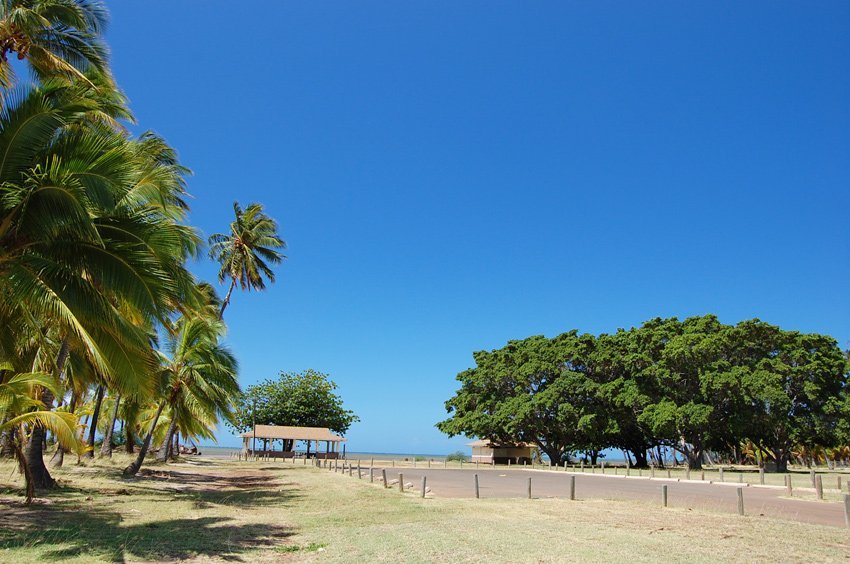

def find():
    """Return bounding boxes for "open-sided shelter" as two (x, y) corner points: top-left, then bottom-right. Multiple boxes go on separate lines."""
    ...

(467, 439), (534, 464)
(241, 425), (347, 459)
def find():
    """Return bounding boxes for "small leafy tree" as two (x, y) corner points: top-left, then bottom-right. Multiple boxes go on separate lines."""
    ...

(231, 370), (358, 446)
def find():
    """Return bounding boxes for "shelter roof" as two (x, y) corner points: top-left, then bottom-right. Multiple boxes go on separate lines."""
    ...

(466, 439), (533, 448)
(240, 425), (346, 442)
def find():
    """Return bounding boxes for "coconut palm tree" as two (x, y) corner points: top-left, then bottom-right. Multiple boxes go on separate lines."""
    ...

(0, 79), (201, 488)
(208, 202), (286, 319)
(0, 0), (109, 90)
(124, 314), (238, 475)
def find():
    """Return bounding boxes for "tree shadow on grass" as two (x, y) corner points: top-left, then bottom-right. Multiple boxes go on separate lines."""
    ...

(124, 468), (304, 509)
(0, 506), (293, 562)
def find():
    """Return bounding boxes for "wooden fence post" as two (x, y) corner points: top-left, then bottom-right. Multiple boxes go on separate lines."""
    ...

(838, 476), (842, 492)
(382, 468), (388, 489)
(685, 467), (690, 480)
(570, 476), (576, 500)
(661, 484), (668, 508)
(370, 467), (374, 483)
(700, 470), (704, 481)
(719, 468), (724, 482)
(816, 475), (824, 500)
(844, 494), (850, 529)
(399, 473), (404, 493)
(785, 474), (792, 496)
(421, 476), (427, 498)
(737, 488), (744, 516)
(810, 469), (816, 487)
(474, 474), (480, 499)
(527, 477), (532, 499)
(759, 468), (765, 486)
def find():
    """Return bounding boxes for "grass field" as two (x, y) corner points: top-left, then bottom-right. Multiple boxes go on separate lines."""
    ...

(1, 456), (849, 562)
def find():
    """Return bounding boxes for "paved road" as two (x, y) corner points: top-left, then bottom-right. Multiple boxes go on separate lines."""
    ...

(370, 466), (848, 528)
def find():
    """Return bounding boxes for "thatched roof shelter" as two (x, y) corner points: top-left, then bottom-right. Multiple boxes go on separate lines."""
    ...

(241, 425), (346, 459)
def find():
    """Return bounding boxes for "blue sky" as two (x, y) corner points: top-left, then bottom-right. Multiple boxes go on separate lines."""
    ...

(106, 2), (849, 454)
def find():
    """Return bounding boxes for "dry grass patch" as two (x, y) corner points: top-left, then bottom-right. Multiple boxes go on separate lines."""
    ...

(0, 457), (849, 562)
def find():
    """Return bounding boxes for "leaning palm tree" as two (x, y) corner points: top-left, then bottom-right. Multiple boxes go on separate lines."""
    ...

(0, 79), (200, 488)
(124, 314), (238, 476)
(0, 0), (109, 90)
(208, 202), (286, 319)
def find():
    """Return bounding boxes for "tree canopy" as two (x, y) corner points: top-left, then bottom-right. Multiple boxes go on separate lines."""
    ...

(231, 369), (358, 436)
(438, 316), (849, 471)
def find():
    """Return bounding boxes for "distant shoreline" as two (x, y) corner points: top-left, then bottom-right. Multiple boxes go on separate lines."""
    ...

(195, 445), (631, 463)
(196, 446), (462, 460)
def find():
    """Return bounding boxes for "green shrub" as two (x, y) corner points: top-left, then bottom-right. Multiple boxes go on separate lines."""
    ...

(446, 451), (467, 462)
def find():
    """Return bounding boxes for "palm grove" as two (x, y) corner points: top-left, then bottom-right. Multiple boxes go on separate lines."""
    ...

(0, 1), (285, 501)
(438, 316), (850, 472)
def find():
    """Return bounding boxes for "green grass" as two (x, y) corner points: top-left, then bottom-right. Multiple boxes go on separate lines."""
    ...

(1, 456), (849, 562)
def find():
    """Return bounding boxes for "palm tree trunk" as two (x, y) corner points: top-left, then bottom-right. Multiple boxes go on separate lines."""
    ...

(0, 425), (14, 458)
(125, 423), (135, 454)
(13, 426), (35, 503)
(25, 403), (55, 489)
(50, 390), (77, 468)
(123, 401), (166, 477)
(100, 393), (121, 457)
(28, 338), (70, 487)
(219, 278), (237, 319)
(156, 416), (178, 463)
(85, 385), (105, 457)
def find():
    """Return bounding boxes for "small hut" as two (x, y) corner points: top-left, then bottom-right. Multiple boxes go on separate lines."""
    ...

(467, 439), (534, 464)
(241, 425), (346, 459)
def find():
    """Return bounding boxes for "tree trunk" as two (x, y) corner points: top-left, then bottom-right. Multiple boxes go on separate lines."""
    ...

(26, 339), (69, 488)
(156, 415), (178, 463)
(123, 401), (166, 477)
(0, 426), (14, 458)
(13, 426), (34, 503)
(85, 385), (105, 458)
(26, 386), (57, 489)
(771, 447), (790, 473)
(219, 278), (237, 319)
(683, 436), (703, 470)
(630, 448), (649, 469)
(125, 422), (135, 454)
(49, 443), (64, 468)
(51, 391), (77, 468)
(100, 393), (121, 457)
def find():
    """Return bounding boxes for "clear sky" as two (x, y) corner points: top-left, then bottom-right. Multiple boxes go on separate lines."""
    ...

(105, 2), (849, 454)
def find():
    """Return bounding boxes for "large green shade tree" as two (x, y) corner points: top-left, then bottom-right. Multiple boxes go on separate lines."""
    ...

(439, 316), (849, 471)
